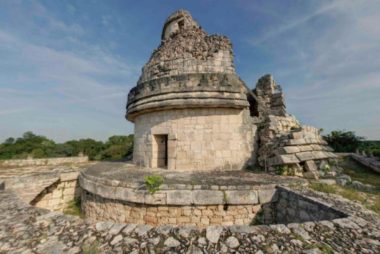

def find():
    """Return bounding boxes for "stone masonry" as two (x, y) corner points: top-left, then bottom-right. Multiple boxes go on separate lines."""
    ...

(127, 10), (257, 171)
(255, 75), (336, 178)
(82, 191), (261, 227)
(1, 186), (379, 253)
(125, 10), (335, 175)
(31, 171), (81, 211)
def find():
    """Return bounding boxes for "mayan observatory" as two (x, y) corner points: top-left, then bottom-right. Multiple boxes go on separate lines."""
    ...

(1, 9), (380, 254)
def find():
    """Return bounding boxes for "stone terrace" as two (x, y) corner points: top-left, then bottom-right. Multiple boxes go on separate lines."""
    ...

(83, 162), (307, 187)
(0, 187), (379, 253)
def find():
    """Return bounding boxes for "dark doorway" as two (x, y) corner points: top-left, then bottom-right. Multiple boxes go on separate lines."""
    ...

(154, 134), (168, 168)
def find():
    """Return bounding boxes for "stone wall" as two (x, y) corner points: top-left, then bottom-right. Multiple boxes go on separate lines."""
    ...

(32, 172), (81, 211)
(82, 190), (260, 227)
(2, 169), (81, 211)
(266, 187), (346, 224)
(0, 156), (88, 167)
(2, 188), (379, 254)
(2, 172), (61, 203)
(133, 108), (257, 170)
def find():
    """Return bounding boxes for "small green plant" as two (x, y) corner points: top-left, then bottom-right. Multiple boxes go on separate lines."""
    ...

(275, 165), (295, 176)
(223, 191), (228, 203)
(144, 175), (164, 194)
(322, 163), (331, 173)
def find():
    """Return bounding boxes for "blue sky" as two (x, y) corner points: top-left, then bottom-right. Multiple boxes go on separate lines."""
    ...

(0, 0), (379, 142)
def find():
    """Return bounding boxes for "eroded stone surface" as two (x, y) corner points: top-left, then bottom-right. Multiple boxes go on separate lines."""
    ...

(0, 188), (379, 253)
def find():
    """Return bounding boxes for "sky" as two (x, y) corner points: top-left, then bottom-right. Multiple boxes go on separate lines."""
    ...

(0, 0), (379, 142)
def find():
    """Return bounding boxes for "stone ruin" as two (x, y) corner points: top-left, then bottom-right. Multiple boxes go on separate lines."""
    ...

(126, 10), (336, 178)
(1, 10), (380, 253)
(254, 75), (336, 178)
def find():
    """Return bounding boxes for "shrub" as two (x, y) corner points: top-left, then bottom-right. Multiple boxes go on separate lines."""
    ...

(144, 175), (164, 194)
(323, 130), (364, 152)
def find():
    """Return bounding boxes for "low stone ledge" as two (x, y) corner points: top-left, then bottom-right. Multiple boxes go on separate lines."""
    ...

(80, 173), (267, 206)
(0, 156), (88, 167)
(225, 190), (258, 204)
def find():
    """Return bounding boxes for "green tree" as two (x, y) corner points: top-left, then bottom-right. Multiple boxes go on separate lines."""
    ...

(4, 137), (15, 145)
(0, 131), (55, 159)
(324, 130), (364, 153)
(0, 132), (134, 161)
(100, 135), (133, 160)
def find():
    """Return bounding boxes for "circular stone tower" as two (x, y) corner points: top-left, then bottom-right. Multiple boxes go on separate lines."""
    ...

(126, 10), (257, 171)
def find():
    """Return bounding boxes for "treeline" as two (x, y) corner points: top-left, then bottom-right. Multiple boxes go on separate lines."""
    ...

(0, 131), (133, 161)
(359, 141), (380, 157)
(323, 130), (380, 157)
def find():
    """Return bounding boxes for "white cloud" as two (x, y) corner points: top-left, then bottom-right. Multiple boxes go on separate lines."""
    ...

(248, 0), (380, 139)
(249, 1), (340, 46)
(0, 2), (139, 141)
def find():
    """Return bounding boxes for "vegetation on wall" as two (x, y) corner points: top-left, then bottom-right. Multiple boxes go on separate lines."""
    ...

(144, 175), (164, 194)
(0, 131), (133, 161)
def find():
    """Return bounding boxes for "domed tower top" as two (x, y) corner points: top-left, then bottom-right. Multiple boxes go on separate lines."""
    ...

(161, 10), (200, 40)
(126, 10), (250, 121)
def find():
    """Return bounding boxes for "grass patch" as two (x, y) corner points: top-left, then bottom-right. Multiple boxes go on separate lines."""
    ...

(83, 241), (100, 254)
(310, 182), (366, 203)
(341, 157), (380, 191)
(63, 198), (83, 218)
(309, 182), (338, 194)
(368, 195), (380, 214)
(310, 182), (380, 216)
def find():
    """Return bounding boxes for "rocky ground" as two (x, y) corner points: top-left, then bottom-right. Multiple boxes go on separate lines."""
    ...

(0, 187), (379, 254)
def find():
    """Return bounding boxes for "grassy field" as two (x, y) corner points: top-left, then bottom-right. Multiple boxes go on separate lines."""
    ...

(310, 157), (380, 215)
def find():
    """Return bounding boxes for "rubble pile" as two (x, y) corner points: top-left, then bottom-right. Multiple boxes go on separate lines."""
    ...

(255, 75), (336, 178)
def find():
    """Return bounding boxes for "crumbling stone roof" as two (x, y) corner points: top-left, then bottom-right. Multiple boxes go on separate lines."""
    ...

(140, 10), (234, 83)
(126, 10), (251, 122)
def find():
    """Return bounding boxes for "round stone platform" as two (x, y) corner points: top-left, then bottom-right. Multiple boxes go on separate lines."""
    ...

(80, 162), (307, 227)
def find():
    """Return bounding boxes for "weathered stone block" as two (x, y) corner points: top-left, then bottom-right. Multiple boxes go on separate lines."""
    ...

(60, 172), (79, 182)
(304, 160), (318, 172)
(192, 190), (224, 205)
(166, 190), (192, 205)
(144, 192), (166, 205)
(258, 188), (277, 204)
(295, 152), (315, 161)
(225, 190), (258, 204)
(278, 146), (300, 154)
(303, 171), (319, 180)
